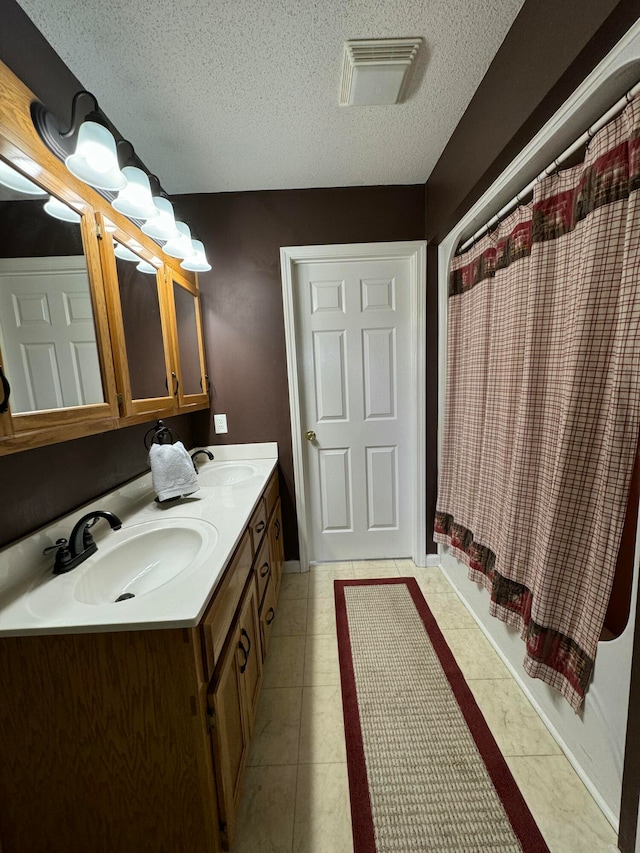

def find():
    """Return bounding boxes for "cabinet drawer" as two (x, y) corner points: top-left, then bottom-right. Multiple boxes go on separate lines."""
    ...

(254, 534), (271, 608)
(259, 576), (278, 661)
(264, 470), (279, 520)
(248, 498), (267, 554)
(200, 529), (252, 682)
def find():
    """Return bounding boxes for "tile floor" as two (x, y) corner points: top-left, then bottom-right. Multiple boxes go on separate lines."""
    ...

(231, 560), (619, 853)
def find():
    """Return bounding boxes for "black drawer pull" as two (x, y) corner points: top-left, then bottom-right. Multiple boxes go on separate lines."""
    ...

(266, 607), (275, 625)
(0, 365), (10, 414)
(238, 640), (248, 674)
(241, 628), (252, 657)
(260, 561), (270, 578)
(275, 519), (281, 540)
(255, 520), (265, 534)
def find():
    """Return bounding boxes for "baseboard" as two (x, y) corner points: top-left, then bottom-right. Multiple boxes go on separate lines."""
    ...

(283, 560), (302, 574)
(426, 554), (441, 567)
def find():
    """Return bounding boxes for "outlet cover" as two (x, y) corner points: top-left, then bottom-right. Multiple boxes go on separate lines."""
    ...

(214, 414), (228, 434)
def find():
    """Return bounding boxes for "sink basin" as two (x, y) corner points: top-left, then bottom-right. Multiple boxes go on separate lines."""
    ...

(197, 462), (257, 487)
(71, 518), (218, 605)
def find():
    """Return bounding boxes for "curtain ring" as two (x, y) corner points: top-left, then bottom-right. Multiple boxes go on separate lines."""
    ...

(625, 89), (634, 105)
(587, 125), (595, 139)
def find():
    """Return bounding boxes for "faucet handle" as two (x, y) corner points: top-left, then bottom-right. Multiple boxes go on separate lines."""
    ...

(43, 537), (68, 555)
(43, 538), (73, 573)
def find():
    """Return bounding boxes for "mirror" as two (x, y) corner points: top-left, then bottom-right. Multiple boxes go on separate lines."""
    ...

(113, 241), (169, 400)
(173, 281), (203, 396)
(0, 161), (105, 414)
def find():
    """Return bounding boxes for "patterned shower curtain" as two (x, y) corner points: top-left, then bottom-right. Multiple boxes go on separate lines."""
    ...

(435, 95), (640, 711)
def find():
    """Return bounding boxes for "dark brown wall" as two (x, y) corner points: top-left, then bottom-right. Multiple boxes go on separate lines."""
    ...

(174, 187), (426, 560)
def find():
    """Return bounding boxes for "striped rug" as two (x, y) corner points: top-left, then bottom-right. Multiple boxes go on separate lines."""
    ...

(334, 578), (549, 853)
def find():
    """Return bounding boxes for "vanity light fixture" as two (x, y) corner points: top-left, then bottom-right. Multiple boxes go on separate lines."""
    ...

(43, 196), (82, 223)
(31, 89), (213, 273)
(141, 196), (180, 242)
(0, 160), (47, 195)
(181, 240), (212, 272)
(162, 221), (192, 259)
(112, 166), (159, 219)
(136, 260), (157, 274)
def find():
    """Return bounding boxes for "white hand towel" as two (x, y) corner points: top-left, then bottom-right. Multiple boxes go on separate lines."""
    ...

(149, 441), (200, 502)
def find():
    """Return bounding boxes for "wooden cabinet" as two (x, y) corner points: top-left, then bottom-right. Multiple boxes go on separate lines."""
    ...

(0, 58), (209, 453)
(0, 467), (283, 853)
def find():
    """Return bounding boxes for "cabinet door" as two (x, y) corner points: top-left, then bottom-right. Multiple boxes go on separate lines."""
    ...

(268, 499), (284, 595)
(168, 267), (209, 411)
(237, 577), (263, 735)
(254, 533), (272, 609)
(98, 218), (177, 420)
(0, 164), (119, 452)
(259, 575), (278, 661)
(207, 624), (248, 850)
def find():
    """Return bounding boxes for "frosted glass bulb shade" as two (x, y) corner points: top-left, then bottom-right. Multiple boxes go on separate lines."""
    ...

(43, 196), (81, 223)
(0, 160), (47, 196)
(65, 121), (127, 191)
(141, 196), (180, 241)
(111, 167), (159, 220)
(114, 241), (140, 262)
(162, 221), (192, 259)
(181, 240), (212, 272)
(136, 260), (157, 274)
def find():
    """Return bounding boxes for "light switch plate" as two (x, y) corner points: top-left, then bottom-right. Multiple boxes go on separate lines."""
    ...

(214, 414), (228, 434)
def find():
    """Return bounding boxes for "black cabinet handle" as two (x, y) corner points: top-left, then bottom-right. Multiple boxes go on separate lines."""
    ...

(0, 365), (10, 414)
(241, 628), (251, 657)
(238, 640), (248, 674)
(255, 521), (265, 534)
(260, 561), (270, 578)
(200, 374), (211, 394)
(172, 372), (179, 397)
(266, 607), (275, 625)
(275, 519), (281, 540)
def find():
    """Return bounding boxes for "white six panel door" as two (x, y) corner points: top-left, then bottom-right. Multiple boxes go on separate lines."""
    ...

(0, 256), (103, 413)
(294, 257), (412, 561)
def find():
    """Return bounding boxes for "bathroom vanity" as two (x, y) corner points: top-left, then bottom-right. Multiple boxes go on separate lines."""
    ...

(0, 444), (283, 852)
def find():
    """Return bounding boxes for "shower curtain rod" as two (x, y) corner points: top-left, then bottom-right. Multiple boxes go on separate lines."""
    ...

(457, 79), (640, 255)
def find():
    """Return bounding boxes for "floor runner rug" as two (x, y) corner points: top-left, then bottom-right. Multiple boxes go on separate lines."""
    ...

(334, 578), (549, 853)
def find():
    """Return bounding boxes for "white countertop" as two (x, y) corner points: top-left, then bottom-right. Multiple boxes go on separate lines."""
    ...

(0, 443), (278, 636)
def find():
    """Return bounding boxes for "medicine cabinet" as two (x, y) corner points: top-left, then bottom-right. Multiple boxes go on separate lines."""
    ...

(0, 59), (209, 453)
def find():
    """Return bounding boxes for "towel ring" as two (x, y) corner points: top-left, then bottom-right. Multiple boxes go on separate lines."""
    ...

(144, 419), (177, 450)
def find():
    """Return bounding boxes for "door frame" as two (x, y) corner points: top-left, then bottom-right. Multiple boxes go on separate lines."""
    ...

(280, 240), (427, 572)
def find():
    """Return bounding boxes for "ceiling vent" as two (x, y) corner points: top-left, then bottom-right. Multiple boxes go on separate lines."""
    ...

(339, 38), (422, 106)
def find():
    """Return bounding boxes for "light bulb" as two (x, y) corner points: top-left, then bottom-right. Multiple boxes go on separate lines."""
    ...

(65, 121), (126, 191)
(112, 167), (159, 220)
(181, 239), (212, 272)
(162, 221), (192, 259)
(0, 160), (47, 196)
(43, 196), (81, 223)
(142, 196), (180, 241)
(113, 241), (140, 262)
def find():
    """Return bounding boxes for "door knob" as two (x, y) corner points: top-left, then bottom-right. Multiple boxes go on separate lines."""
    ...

(305, 430), (316, 441)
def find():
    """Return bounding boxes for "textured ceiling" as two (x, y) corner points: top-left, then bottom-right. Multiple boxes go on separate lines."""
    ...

(16, 0), (525, 195)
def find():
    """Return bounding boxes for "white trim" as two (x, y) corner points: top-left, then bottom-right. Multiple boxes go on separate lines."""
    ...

(425, 554), (441, 568)
(280, 240), (427, 572)
(283, 560), (302, 574)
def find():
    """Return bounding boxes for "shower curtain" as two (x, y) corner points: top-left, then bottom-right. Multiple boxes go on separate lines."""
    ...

(435, 95), (640, 710)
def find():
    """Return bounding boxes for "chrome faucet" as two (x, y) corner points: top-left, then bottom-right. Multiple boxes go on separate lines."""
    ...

(43, 510), (122, 575)
(191, 448), (214, 472)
